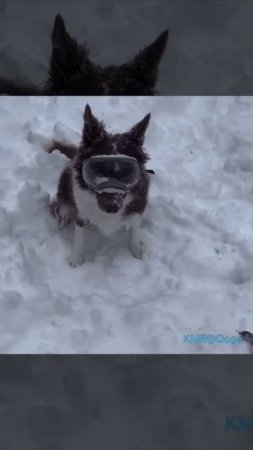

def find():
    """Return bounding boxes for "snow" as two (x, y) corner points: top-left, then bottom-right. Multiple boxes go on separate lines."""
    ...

(1, 1), (253, 93)
(94, 177), (110, 183)
(0, 96), (253, 353)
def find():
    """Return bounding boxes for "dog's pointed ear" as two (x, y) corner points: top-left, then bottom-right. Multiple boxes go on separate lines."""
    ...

(52, 14), (67, 45)
(48, 14), (91, 90)
(83, 104), (105, 144)
(52, 14), (75, 50)
(136, 29), (169, 69)
(127, 30), (169, 90)
(128, 113), (151, 144)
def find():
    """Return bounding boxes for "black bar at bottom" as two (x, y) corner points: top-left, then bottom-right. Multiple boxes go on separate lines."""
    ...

(0, 355), (252, 450)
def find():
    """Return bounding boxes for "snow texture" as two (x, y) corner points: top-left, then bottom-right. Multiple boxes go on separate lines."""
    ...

(1, 0), (253, 93)
(0, 96), (252, 354)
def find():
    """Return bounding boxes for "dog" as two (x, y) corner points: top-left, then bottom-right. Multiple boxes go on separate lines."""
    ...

(47, 104), (152, 267)
(0, 14), (169, 95)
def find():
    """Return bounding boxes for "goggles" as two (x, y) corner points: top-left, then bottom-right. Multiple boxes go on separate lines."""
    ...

(82, 155), (141, 193)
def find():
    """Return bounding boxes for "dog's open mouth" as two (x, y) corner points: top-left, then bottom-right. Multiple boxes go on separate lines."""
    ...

(96, 192), (126, 213)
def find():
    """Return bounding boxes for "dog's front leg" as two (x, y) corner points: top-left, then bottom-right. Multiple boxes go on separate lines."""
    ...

(129, 216), (143, 260)
(68, 222), (86, 267)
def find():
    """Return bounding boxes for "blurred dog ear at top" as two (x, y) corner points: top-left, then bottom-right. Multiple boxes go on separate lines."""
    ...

(46, 14), (169, 95)
(0, 14), (169, 95)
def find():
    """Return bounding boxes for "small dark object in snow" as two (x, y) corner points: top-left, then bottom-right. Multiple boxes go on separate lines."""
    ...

(237, 330), (253, 346)
(146, 169), (155, 174)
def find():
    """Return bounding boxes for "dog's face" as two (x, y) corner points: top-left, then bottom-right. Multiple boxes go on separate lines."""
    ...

(46, 14), (169, 95)
(73, 104), (151, 213)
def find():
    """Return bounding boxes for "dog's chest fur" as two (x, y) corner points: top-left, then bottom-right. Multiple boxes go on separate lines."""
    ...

(72, 175), (137, 236)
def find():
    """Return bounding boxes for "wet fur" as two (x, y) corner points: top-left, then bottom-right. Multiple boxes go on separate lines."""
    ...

(49, 104), (152, 266)
(0, 15), (168, 96)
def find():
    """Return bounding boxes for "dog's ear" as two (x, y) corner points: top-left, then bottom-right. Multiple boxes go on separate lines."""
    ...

(82, 104), (105, 144)
(52, 14), (69, 48)
(52, 14), (84, 54)
(128, 113), (151, 144)
(126, 30), (169, 90)
(48, 14), (91, 89)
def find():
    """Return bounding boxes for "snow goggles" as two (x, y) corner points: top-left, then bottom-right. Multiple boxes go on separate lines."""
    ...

(82, 155), (141, 193)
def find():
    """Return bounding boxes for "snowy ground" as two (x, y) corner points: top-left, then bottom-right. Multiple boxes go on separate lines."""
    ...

(0, 96), (253, 354)
(1, 0), (253, 94)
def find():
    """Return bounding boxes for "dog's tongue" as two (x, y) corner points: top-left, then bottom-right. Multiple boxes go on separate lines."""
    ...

(97, 192), (126, 213)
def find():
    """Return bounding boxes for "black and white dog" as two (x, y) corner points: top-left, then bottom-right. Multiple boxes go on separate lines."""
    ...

(0, 14), (169, 95)
(45, 104), (152, 267)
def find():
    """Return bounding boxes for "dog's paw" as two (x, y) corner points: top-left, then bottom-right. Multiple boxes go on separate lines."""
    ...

(130, 239), (143, 260)
(68, 253), (85, 268)
(57, 204), (74, 227)
(50, 202), (74, 228)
